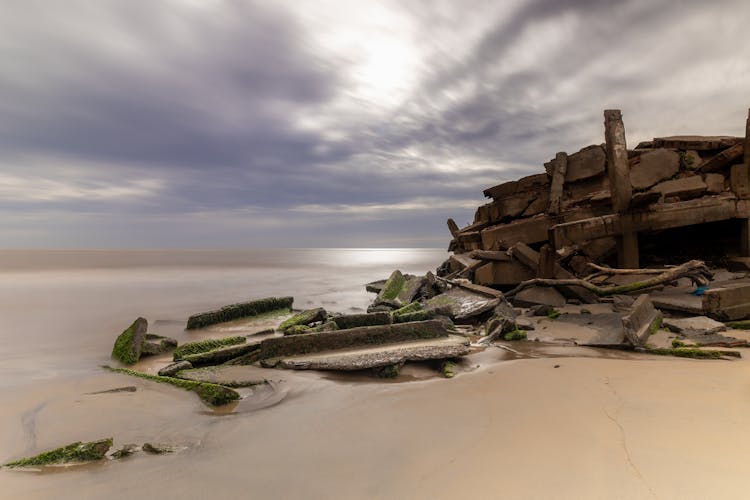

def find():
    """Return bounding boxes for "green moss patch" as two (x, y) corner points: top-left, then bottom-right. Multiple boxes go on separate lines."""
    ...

(283, 324), (312, 336)
(504, 329), (527, 341)
(646, 347), (724, 359)
(111, 317), (147, 365)
(173, 336), (246, 360)
(392, 302), (423, 316)
(726, 320), (750, 330)
(278, 307), (327, 331)
(103, 366), (240, 406)
(441, 361), (457, 378)
(4, 438), (112, 468)
(380, 270), (406, 301)
(546, 308), (561, 320)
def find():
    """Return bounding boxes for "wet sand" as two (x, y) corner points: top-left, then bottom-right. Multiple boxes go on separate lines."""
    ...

(3, 249), (750, 499)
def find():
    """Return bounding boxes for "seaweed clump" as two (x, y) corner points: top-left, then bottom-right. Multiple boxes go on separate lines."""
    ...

(173, 336), (246, 360)
(4, 438), (113, 468)
(103, 366), (240, 406)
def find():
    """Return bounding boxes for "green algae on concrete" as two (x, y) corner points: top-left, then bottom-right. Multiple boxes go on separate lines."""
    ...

(4, 438), (113, 468)
(180, 342), (260, 367)
(186, 296), (293, 329)
(726, 320), (750, 329)
(441, 361), (457, 378)
(392, 302), (423, 316)
(278, 307), (327, 331)
(283, 324), (312, 336)
(504, 329), (527, 341)
(103, 366), (240, 406)
(645, 347), (728, 359)
(111, 317), (148, 365)
(373, 364), (400, 378)
(173, 336), (246, 360)
(380, 270), (406, 301)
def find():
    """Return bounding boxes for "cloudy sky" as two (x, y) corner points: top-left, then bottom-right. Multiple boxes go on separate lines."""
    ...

(1, 0), (749, 248)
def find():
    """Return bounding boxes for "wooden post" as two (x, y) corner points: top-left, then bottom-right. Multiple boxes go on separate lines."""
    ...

(537, 244), (555, 279)
(547, 152), (567, 215)
(604, 109), (638, 268)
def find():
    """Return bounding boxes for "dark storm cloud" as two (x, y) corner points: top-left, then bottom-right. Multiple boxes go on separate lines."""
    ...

(1, 0), (748, 247)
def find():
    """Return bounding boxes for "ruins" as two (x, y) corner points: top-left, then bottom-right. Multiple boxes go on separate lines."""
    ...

(447, 109), (750, 277)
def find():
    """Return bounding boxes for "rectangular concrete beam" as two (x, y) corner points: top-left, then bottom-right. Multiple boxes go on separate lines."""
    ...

(621, 294), (661, 347)
(703, 284), (750, 321)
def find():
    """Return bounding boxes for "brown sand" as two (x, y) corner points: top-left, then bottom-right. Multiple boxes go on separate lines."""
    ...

(3, 351), (750, 499)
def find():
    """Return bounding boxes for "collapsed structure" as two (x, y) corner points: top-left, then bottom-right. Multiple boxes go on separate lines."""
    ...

(448, 109), (750, 279)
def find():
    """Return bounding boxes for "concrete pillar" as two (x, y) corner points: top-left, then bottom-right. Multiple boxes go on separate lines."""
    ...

(537, 244), (556, 278)
(741, 219), (750, 257)
(547, 152), (567, 215)
(745, 108), (750, 168)
(739, 109), (750, 257)
(604, 110), (638, 268)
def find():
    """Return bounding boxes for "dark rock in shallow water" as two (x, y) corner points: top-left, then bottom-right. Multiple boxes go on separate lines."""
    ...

(186, 296), (293, 329)
(142, 443), (177, 454)
(158, 360), (193, 377)
(111, 317), (148, 365)
(110, 443), (139, 459)
(141, 334), (178, 356)
(4, 438), (113, 468)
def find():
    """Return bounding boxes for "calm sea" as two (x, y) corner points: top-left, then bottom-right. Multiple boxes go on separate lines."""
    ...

(0, 248), (447, 388)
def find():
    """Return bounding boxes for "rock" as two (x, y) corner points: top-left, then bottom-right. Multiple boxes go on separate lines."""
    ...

(512, 286), (566, 308)
(278, 308), (327, 331)
(373, 271), (426, 309)
(181, 342), (261, 367)
(4, 438), (113, 468)
(630, 149), (680, 190)
(186, 296), (293, 330)
(704, 173), (725, 194)
(333, 312), (392, 329)
(441, 361), (457, 378)
(173, 336), (246, 360)
(662, 316), (727, 335)
(365, 279), (387, 293)
(158, 360), (193, 377)
(110, 444), (139, 459)
(111, 317), (148, 365)
(258, 320), (451, 360)
(515, 318), (535, 330)
(141, 334), (178, 356)
(274, 336), (471, 371)
(142, 443), (177, 454)
(651, 175), (708, 200)
(373, 364), (401, 378)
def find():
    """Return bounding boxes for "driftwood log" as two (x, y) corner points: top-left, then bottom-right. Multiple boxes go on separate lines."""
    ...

(505, 259), (712, 298)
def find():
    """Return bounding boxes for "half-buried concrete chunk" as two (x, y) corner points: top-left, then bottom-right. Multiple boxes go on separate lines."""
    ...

(180, 342), (261, 367)
(4, 438), (113, 468)
(278, 308), (327, 331)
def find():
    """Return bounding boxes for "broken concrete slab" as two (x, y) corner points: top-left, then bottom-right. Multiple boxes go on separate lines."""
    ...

(271, 336), (471, 371)
(333, 312), (392, 329)
(512, 286), (566, 308)
(449, 253), (482, 273)
(425, 287), (499, 321)
(374, 270), (425, 309)
(630, 149), (680, 190)
(173, 336), (246, 361)
(111, 317), (148, 365)
(186, 296), (293, 330)
(662, 316), (727, 335)
(565, 144), (606, 183)
(651, 291), (704, 315)
(365, 279), (386, 294)
(174, 366), (266, 387)
(651, 175), (707, 200)
(4, 438), (113, 468)
(474, 260), (535, 287)
(703, 284), (750, 321)
(258, 320), (451, 360)
(652, 136), (742, 150)
(621, 295), (662, 347)
(704, 173), (725, 194)
(697, 143), (744, 173)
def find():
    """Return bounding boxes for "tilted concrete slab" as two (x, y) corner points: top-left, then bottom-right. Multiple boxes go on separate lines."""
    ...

(271, 336), (471, 371)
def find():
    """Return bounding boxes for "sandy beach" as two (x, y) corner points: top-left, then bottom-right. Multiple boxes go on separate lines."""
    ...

(2, 249), (750, 499)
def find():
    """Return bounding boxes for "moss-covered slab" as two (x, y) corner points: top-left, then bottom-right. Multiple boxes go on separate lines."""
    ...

(392, 307), (451, 324)
(158, 360), (193, 377)
(373, 271), (426, 309)
(173, 336), (246, 360)
(644, 347), (740, 359)
(283, 324), (312, 336)
(333, 312), (392, 329)
(259, 319), (451, 360)
(274, 336), (471, 371)
(4, 438), (112, 468)
(186, 296), (293, 329)
(104, 366), (240, 406)
(278, 308), (327, 331)
(180, 342), (261, 367)
(111, 317), (148, 365)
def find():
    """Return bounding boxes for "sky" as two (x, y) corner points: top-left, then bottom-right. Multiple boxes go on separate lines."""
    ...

(1, 0), (749, 248)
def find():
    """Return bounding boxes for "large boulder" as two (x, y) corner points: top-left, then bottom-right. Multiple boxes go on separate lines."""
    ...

(111, 317), (148, 365)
